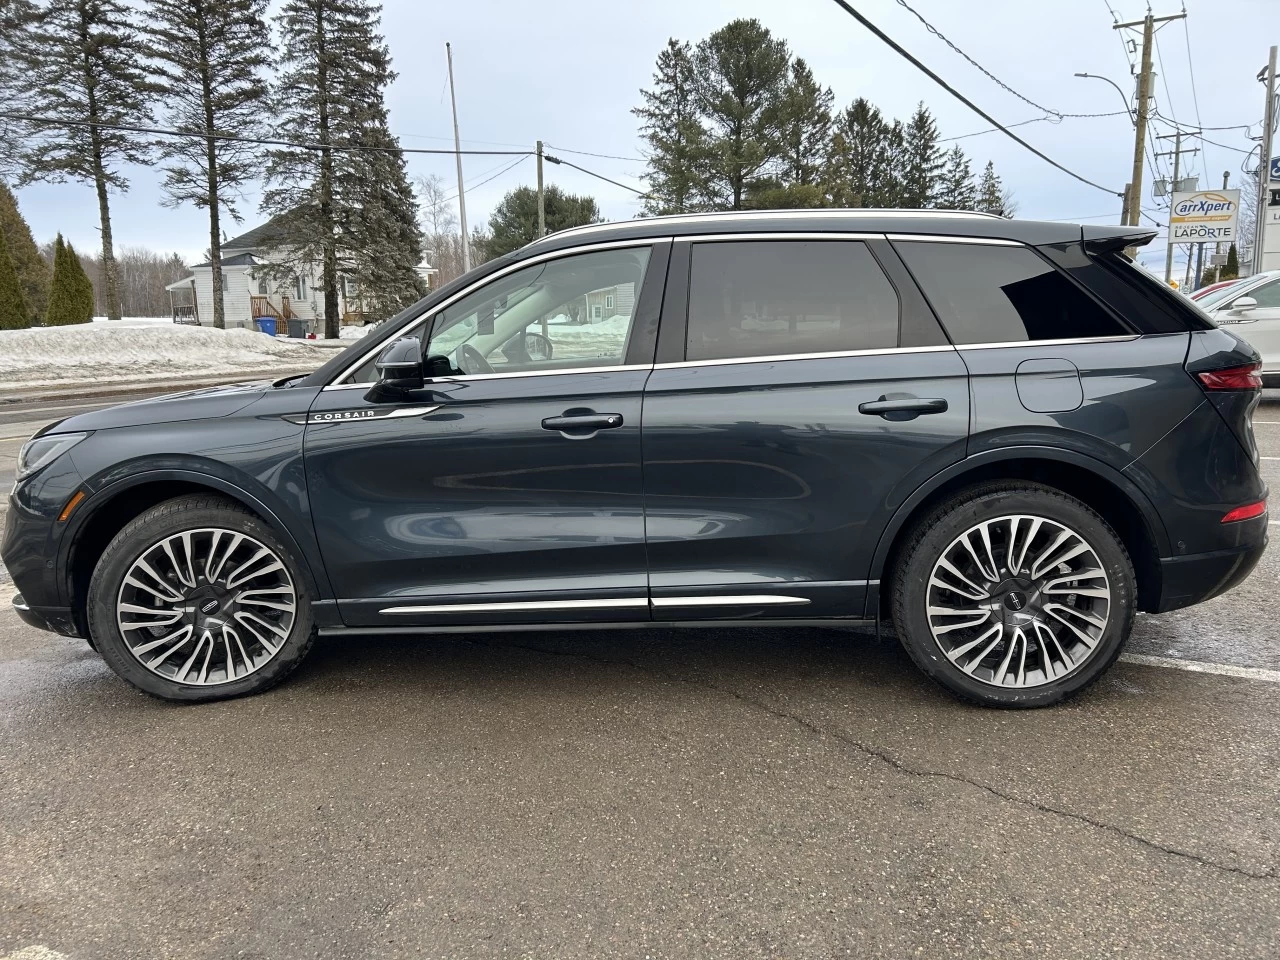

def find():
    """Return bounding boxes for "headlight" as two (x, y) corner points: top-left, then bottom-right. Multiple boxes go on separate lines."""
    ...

(15, 432), (89, 482)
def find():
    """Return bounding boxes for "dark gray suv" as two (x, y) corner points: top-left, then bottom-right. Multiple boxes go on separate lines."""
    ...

(2, 210), (1267, 708)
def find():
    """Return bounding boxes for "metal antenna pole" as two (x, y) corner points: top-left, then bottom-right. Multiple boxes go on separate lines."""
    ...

(446, 42), (470, 274)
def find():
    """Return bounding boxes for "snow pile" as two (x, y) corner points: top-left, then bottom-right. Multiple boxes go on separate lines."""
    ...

(340, 324), (375, 339)
(543, 314), (630, 360)
(91, 316), (175, 327)
(0, 323), (326, 388)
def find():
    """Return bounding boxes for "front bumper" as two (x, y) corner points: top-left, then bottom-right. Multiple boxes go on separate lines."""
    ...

(10, 592), (81, 637)
(1154, 534), (1267, 612)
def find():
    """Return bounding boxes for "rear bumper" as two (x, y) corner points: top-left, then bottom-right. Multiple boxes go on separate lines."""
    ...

(1154, 535), (1267, 613)
(10, 593), (81, 638)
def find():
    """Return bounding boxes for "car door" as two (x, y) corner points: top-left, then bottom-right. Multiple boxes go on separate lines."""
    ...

(305, 241), (668, 627)
(640, 235), (970, 622)
(1212, 277), (1280, 370)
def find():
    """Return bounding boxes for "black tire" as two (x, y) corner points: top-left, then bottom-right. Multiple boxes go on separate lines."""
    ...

(890, 481), (1135, 709)
(86, 495), (317, 703)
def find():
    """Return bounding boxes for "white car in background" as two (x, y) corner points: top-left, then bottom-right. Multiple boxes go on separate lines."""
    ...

(1196, 270), (1280, 386)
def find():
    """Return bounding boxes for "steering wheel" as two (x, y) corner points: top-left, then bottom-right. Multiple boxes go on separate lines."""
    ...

(456, 342), (494, 375)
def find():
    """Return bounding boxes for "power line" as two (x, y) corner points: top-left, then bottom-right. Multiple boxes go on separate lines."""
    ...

(0, 111), (532, 157)
(1180, 10), (1205, 141)
(826, 0), (1123, 196)
(893, 0), (1126, 121)
(544, 143), (645, 163)
(1151, 111), (1254, 155)
(544, 154), (648, 196)
(442, 155), (528, 205)
(939, 112), (1129, 143)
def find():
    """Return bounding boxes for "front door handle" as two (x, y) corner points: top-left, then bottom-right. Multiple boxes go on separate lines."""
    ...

(858, 397), (948, 421)
(541, 412), (624, 434)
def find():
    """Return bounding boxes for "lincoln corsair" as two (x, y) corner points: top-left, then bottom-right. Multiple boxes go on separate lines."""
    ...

(2, 210), (1267, 707)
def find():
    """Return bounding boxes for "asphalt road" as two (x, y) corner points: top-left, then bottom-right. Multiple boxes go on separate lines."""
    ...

(1, 392), (1279, 959)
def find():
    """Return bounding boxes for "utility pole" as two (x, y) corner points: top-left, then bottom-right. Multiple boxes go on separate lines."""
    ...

(1254, 45), (1277, 277)
(1156, 130), (1198, 284)
(536, 140), (546, 238)
(1113, 11), (1186, 227)
(1215, 170), (1229, 284)
(446, 42), (470, 274)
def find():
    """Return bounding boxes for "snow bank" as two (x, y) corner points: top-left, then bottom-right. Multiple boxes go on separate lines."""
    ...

(544, 314), (630, 360)
(0, 323), (327, 387)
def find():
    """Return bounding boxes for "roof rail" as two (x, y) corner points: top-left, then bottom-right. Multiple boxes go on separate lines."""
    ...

(529, 207), (1004, 246)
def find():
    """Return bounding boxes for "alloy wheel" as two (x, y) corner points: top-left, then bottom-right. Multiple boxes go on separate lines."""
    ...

(115, 528), (297, 686)
(925, 515), (1111, 688)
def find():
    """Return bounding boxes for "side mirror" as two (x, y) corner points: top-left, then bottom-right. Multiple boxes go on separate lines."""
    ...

(1231, 296), (1258, 313)
(364, 337), (423, 403)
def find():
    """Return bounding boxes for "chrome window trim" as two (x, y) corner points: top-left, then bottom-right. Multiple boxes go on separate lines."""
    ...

(886, 234), (1023, 246)
(652, 344), (956, 371)
(330, 236), (664, 385)
(957, 334), (1141, 351)
(322, 363), (655, 391)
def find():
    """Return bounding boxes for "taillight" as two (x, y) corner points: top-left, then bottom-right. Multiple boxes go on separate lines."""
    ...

(1196, 363), (1263, 391)
(1221, 500), (1267, 523)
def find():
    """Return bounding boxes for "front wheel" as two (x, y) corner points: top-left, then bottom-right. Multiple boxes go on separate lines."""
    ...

(891, 482), (1135, 709)
(87, 495), (317, 702)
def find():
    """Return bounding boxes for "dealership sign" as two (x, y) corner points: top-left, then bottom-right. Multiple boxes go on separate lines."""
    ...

(1169, 189), (1241, 242)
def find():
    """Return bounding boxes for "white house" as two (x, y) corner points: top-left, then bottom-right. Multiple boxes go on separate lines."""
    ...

(165, 216), (437, 330)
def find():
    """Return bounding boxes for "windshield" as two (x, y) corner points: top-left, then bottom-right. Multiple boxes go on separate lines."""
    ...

(1196, 279), (1251, 310)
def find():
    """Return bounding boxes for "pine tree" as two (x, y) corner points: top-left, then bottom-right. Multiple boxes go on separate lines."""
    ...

(692, 19), (792, 210)
(935, 145), (976, 210)
(143, 0), (272, 330)
(261, 0), (424, 335)
(0, 225), (30, 330)
(0, 1), (38, 180)
(45, 235), (78, 326)
(975, 161), (1007, 216)
(65, 241), (95, 322)
(8, 0), (153, 323)
(777, 59), (833, 191)
(0, 182), (48, 321)
(900, 104), (944, 208)
(1226, 243), (1239, 277)
(829, 99), (899, 208)
(483, 185), (602, 260)
(634, 39), (708, 215)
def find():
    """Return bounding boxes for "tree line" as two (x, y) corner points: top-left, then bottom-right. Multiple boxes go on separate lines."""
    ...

(634, 19), (1014, 217)
(0, 0), (423, 337)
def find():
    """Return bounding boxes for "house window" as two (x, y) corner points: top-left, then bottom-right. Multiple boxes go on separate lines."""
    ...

(257, 279), (268, 295)
(293, 275), (307, 300)
(605, 294), (615, 311)
(343, 276), (360, 300)
(221, 272), (229, 291)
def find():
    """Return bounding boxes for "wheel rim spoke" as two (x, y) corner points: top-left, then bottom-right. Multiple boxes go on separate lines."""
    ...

(926, 513), (1110, 690)
(116, 527), (296, 687)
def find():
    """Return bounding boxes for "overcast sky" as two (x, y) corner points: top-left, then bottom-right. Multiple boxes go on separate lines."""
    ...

(10, 0), (1276, 276)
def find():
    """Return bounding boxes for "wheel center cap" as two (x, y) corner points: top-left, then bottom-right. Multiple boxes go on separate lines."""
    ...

(1003, 590), (1029, 612)
(200, 598), (220, 615)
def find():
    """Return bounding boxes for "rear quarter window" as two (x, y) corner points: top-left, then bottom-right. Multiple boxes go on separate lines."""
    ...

(895, 241), (1131, 344)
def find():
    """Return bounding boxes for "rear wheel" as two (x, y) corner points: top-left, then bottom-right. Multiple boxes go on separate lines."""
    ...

(891, 482), (1135, 708)
(87, 495), (316, 702)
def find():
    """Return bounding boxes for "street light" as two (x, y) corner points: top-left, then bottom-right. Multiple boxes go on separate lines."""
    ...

(1074, 72), (1136, 127)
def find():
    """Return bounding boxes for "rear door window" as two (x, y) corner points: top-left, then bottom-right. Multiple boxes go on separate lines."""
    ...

(896, 241), (1130, 344)
(685, 240), (900, 362)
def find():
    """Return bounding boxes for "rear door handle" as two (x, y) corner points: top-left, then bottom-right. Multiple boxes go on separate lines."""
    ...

(541, 413), (624, 434)
(858, 397), (948, 421)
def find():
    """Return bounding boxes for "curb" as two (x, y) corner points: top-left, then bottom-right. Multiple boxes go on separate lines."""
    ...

(0, 366), (319, 406)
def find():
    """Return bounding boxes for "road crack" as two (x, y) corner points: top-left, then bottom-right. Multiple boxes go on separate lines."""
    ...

(479, 637), (1278, 884)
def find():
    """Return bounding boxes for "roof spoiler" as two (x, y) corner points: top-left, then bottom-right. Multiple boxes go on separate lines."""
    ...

(1081, 224), (1159, 253)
